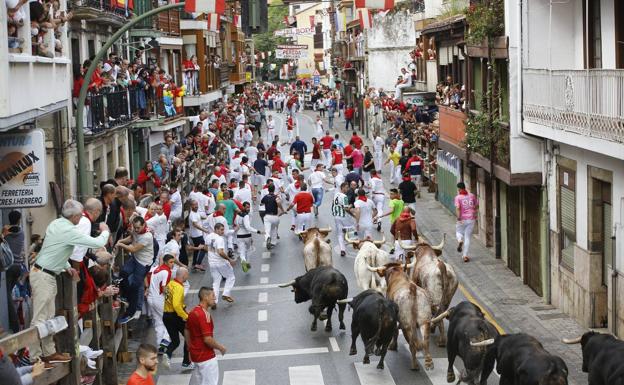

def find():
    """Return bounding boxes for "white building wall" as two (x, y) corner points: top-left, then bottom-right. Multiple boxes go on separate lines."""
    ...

(367, 11), (416, 91)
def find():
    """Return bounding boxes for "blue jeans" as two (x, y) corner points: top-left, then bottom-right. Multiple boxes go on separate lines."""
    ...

(328, 115), (334, 130)
(312, 188), (324, 207)
(345, 118), (354, 131)
(120, 256), (150, 317)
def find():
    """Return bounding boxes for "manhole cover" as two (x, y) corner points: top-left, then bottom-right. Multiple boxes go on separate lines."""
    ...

(496, 298), (529, 306)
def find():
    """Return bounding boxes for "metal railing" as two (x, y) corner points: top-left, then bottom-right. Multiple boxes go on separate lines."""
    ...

(523, 69), (624, 144)
(73, 0), (129, 17)
(85, 89), (132, 134)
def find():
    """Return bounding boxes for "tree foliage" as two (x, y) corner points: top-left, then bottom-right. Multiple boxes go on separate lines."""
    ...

(253, 0), (288, 56)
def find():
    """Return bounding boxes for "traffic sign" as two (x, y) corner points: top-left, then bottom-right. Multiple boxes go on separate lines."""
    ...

(313, 75), (320, 85)
(313, 69), (320, 76)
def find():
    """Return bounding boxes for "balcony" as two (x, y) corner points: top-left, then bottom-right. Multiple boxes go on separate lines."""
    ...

(523, 69), (624, 160)
(84, 89), (135, 135)
(156, 9), (181, 36)
(347, 36), (365, 61)
(71, 0), (129, 27)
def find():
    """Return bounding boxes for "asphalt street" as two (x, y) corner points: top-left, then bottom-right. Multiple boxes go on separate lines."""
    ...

(153, 109), (502, 385)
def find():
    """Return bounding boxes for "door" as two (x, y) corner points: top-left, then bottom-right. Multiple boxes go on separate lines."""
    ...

(523, 187), (542, 296)
(507, 186), (521, 276)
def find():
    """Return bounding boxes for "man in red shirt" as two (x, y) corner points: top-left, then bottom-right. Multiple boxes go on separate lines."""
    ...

(286, 114), (295, 144)
(345, 104), (355, 131)
(126, 344), (158, 385)
(320, 131), (335, 168)
(266, 140), (278, 161)
(287, 183), (314, 232)
(310, 137), (322, 168)
(159, 191), (172, 219)
(344, 142), (354, 171)
(185, 287), (226, 385)
(350, 131), (363, 149)
(331, 144), (344, 175)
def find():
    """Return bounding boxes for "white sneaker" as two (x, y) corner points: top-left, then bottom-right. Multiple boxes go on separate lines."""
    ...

(85, 349), (103, 359)
(161, 355), (171, 370)
(131, 311), (141, 321)
(87, 358), (96, 369)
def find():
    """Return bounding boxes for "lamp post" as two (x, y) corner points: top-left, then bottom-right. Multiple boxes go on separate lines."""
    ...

(74, 2), (184, 199)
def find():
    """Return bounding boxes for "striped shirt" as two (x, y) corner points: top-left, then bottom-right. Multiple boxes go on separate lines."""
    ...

(332, 192), (349, 218)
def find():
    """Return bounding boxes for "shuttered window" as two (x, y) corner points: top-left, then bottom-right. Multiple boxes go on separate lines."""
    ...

(559, 167), (576, 271)
(313, 24), (323, 49)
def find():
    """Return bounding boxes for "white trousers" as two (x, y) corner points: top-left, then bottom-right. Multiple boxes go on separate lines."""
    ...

(372, 194), (385, 215)
(295, 212), (312, 232)
(374, 151), (383, 172)
(323, 149), (332, 167)
(264, 215), (280, 244)
(267, 129), (275, 143)
(210, 259), (235, 302)
(254, 174), (266, 189)
(362, 171), (371, 185)
(287, 130), (294, 143)
(147, 297), (170, 345)
(237, 237), (252, 262)
(390, 164), (401, 184)
(334, 217), (354, 252)
(358, 224), (373, 240)
(190, 357), (219, 385)
(456, 219), (476, 257)
(334, 164), (344, 175)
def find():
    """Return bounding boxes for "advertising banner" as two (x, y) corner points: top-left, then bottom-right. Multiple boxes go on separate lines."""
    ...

(275, 45), (308, 59)
(273, 27), (315, 37)
(0, 130), (47, 208)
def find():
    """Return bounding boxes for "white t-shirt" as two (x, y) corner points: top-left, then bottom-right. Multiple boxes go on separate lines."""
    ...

(70, 215), (93, 263)
(354, 198), (375, 226)
(245, 146), (259, 163)
(316, 120), (324, 134)
(170, 189), (183, 218)
(162, 239), (181, 258)
(133, 232), (155, 266)
(267, 120), (275, 131)
(374, 136), (385, 153)
(370, 177), (385, 194)
(234, 187), (253, 207)
(146, 213), (168, 242)
(189, 115), (209, 129)
(188, 210), (204, 238)
(205, 232), (226, 264)
(147, 267), (171, 300)
(308, 171), (326, 189)
(333, 173), (345, 189)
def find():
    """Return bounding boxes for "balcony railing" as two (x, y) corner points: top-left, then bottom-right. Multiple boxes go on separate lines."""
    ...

(347, 37), (365, 60)
(523, 69), (624, 144)
(85, 89), (133, 134)
(71, 0), (130, 22)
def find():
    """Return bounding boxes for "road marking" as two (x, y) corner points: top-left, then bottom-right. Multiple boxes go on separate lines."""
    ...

(188, 283), (279, 294)
(262, 252), (271, 259)
(258, 292), (268, 303)
(329, 337), (340, 352)
(258, 310), (267, 322)
(173, 347), (328, 362)
(156, 374), (191, 385)
(260, 277), (269, 284)
(289, 365), (324, 385)
(258, 330), (268, 343)
(458, 284), (505, 334)
(354, 361), (396, 385)
(261, 263), (270, 272)
(223, 369), (255, 385)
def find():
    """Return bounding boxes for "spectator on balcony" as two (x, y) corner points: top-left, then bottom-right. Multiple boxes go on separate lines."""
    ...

(184, 55), (200, 96)
(136, 69), (149, 119)
(138, 161), (162, 194)
(394, 68), (411, 100)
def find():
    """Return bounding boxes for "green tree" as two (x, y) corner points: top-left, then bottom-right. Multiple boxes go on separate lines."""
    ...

(253, 0), (289, 78)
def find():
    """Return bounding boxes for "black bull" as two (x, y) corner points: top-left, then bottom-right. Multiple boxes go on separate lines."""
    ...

(279, 266), (348, 332)
(563, 331), (624, 385)
(342, 289), (399, 370)
(433, 301), (499, 384)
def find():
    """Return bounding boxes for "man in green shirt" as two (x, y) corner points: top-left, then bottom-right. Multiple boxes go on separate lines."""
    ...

(218, 190), (241, 227)
(374, 189), (404, 254)
(31, 199), (110, 362)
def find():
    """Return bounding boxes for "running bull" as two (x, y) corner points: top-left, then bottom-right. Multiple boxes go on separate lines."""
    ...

(473, 333), (568, 385)
(401, 234), (458, 346)
(369, 262), (434, 370)
(430, 301), (499, 384)
(278, 266), (348, 332)
(345, 233), (390, 291)
(298, 227), (333, 271)
(563, 331), (624, 385)
(337, 289), (399, 369)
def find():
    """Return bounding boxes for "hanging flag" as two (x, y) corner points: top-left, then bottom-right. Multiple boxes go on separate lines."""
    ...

(185, 0), (225, 15)
(358, 8), (373, 29)
(355, 0), (394, 10)
(233, 14), (242, 29)
(284, 15), (296, 27)
(207, 13), (220, 32)
(261, 51), (266, 60)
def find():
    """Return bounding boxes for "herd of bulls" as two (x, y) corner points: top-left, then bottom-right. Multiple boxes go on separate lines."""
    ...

(277, 227), (624, 385)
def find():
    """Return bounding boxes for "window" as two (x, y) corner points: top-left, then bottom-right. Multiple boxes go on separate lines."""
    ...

(616, 0), (624, 68)
(88, 40), (95, 58)
(558, 166), (576, 271)
(583, 0), (602, 68)
(71, 38), (80, 65)
(313, 24), (323, 49)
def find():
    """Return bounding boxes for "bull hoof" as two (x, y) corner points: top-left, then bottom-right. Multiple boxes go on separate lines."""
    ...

(325, 324), (332, 332)
(363, 356), (370, 364)
(339, 322), (346, 330)
(376, 362), (384, 370)
(319, 312), (328, 321)
(349, 348), (357, 356)
(374, 347), (382, 356)
(447, 372), (456, 383)
(424, 358), (434, 370)
(410, 364), (420, 371)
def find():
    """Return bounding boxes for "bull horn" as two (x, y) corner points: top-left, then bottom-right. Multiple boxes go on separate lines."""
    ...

(295, 229), (308, 236)
(366, 265), (381, 272)
(562, 336), (582, 344)
(432, 233), (446, 251)
(278, 280), (296, 288)
(345, 232), (360, 245)
(336, 297), (353, 304)
(470, 338), (495, 347)
(430, 309), (450, 324)
(399, 240), (417, 251)
(318, 227), (332, 233)
(373, 234), (386, 247)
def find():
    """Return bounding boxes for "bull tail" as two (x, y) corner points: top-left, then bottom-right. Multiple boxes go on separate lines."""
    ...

(370, 269), (377, 289)
(437, 260), (449, 313)
(314, 237), (321, 268)
(364, 301), (384, 354)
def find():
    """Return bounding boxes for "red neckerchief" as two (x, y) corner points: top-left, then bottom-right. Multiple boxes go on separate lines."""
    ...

(358, 196), (367, 202)
(203, 191), (213, 197)
(144, 212), (153, 221)
(213, 211), (223, 217)
(372, 174), (381, 179)
(153, 264), (172, 294)
(82, 210), (93, 222)
(262, 184), (269, 189)
(459, 189), (468, 195)
(294, 181), (301, 189)
(137, 225), (148, 234)
(398, 212), (412, 221)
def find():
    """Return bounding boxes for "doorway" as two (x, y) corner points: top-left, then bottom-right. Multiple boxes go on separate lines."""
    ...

(507, 186), (521, 276)
(523, 187), (542, 296)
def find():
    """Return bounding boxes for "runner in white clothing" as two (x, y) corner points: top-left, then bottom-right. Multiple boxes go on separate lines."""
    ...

(307, 163), (331, 217)
(373, 133), (385, 173)
(146, 203), (168, 258)
(206, 223), (236, 304)
(234, 202), (262, 273)
(353, 189), (377, 240)
(332, 182), (354, 257)
(147, 254), (174, 351)
(369, 170), (386, 232)
(315, 115), (324, 137)
(266, 115), (276, 143)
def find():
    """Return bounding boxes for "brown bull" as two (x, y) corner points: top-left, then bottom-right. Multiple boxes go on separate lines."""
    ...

(401, 235), (458, 347)
(298, 227), (333, 271)
(369, 262), (434, 371)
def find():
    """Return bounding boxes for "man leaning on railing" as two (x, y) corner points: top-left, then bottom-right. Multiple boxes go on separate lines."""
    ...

(29, 199), (110, 364)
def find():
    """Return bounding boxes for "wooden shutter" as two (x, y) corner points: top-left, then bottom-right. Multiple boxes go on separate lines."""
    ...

(313, 24), (323, 49)
(559, 167), (576, 271)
